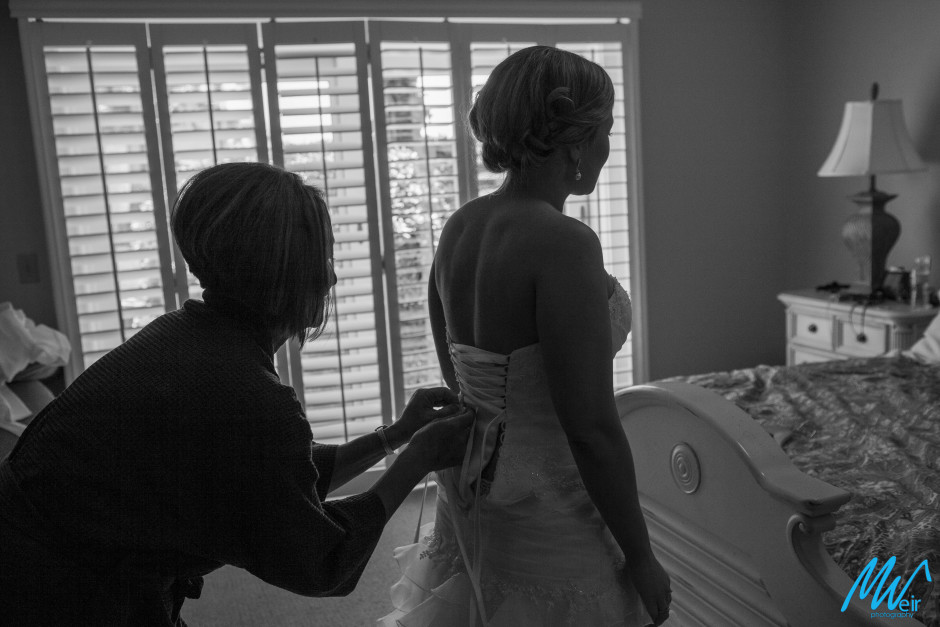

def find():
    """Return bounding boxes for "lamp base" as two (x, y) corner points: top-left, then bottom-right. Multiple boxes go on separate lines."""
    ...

(841, 187), (900, 296)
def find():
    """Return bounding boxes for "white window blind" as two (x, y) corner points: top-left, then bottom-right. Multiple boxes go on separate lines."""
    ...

(370, 22), (462, 411)
(35, 25), (170, 368)
(263, 22), (391, 445)
(22, 19), (642, 456)
(150, 24), (269, 306)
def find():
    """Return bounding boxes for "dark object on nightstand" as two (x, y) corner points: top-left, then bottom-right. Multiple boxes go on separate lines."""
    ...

(837, 291), (880, 304)
(816, 281), (850, 293)
(881, 267), (911, 302)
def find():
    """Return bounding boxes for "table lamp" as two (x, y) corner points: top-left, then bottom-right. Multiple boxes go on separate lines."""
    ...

(818, 83), (926, 296)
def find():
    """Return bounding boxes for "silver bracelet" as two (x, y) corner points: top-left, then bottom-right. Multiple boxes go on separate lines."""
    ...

(375, 424), (395, 456)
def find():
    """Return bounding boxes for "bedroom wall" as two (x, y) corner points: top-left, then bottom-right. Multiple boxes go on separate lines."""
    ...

(638, 0), (791, 379)
(782, 0), (940, 292)
(0, 13), (56, 328)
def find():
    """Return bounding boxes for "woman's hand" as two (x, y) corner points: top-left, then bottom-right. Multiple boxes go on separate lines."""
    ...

(387, 387), (462, 448)
(402, 404), (475, 472)
(630, 553), (672, 626)
(371, 400), (474, 520)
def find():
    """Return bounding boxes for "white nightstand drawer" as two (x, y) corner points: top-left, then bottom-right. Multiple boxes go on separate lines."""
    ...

(790, 312), (833, 349)
(790, 346), (835, 365)
(836, 321), (889, 356)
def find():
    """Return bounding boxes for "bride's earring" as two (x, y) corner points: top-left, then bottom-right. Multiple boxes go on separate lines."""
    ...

(575, 158), (582, 181)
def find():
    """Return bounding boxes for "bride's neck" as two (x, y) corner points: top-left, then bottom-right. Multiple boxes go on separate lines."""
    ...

(499, 169), (569, 212)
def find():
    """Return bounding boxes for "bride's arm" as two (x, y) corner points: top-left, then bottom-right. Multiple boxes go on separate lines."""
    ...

(428, 260), (458, 391)
(535, 216), (671, 625)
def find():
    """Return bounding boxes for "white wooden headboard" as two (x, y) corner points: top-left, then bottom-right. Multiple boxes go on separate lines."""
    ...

(616, 382), (921, 627)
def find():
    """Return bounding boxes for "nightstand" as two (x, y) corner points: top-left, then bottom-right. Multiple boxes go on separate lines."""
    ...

(778, 289), (937, 365)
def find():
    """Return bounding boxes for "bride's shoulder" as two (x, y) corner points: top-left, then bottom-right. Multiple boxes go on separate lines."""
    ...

(536, 212), (601, 254)
(442, 196), (599, 259)
(494, 198), (597, 244)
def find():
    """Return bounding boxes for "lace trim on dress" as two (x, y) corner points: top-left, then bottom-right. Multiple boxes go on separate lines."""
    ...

(482, 568), (629, 626)
(492, 447), (584, 497)
(607, 276), (632, 350)
(419, 527), (629, 626)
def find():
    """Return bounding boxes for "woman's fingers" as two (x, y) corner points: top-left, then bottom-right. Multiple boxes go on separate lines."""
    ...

(411, 386), (459, 409)
(399, 388), (461, 435)
(407, 403), (475, 470)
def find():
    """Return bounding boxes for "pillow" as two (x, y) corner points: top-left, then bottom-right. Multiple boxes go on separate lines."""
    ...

(905, 309), (940, 364)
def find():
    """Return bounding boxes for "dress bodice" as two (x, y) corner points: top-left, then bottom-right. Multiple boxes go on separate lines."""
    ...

(448, 275), (631, 413)
(442, 276), (632, 510)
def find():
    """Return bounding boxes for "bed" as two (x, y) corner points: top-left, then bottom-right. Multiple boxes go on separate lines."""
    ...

(616, 344), (939, 626)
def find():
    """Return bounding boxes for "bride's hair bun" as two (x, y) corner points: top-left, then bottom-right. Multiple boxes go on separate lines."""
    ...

(468, 46), (615, 176)
(546, 87), (577, 116)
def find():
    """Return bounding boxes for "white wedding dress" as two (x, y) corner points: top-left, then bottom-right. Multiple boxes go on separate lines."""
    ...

(379, 278), (652, 627)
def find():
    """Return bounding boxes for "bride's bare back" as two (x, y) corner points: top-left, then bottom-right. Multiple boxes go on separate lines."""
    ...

(432, 194), (565, 354)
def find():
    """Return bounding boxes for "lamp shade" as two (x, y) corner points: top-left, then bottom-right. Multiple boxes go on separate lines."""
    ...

(818, 99), (926, 176)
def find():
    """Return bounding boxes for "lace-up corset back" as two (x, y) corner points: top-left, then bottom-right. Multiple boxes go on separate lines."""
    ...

(448, 275), (632, 409)
(448, 343), (509, 417)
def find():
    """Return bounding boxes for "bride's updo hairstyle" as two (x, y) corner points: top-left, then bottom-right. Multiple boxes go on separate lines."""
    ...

(468, 45), (615, 177)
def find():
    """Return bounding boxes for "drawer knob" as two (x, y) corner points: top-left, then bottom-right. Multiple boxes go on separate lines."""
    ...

(857, 333), (867, 343)
(808, 324), (818, 333)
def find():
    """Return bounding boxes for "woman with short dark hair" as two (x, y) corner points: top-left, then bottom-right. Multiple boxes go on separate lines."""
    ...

(380, 46), (671, 626)
(0, 162), (473, 626)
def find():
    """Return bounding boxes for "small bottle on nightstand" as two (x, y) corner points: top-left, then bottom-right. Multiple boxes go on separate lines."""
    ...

(910, 256), (931, 309)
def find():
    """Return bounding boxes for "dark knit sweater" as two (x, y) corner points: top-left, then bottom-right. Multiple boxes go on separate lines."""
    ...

(0, 296), (386, 625)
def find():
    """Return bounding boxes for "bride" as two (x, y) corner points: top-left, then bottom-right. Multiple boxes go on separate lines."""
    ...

(380, 46), (672, 627)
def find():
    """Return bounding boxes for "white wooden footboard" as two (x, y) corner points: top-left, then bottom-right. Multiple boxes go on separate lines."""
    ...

(616, 382), (921, 627)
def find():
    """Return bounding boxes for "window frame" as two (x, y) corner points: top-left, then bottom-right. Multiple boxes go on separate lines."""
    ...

(16, 10), (649, 451)
(10, 1), (641, 21)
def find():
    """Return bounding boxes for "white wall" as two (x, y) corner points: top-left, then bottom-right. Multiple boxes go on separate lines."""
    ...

(0, 13), (55, 328)
(638, 0), (940, 380)
(639, 0), (790, 379)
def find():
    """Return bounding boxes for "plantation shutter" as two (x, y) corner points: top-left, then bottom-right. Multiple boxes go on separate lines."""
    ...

(262, 21), (392, 444)
(369, 22), (465, 413)
(149, 24), (269, 306)
(27, 23), (171, 369)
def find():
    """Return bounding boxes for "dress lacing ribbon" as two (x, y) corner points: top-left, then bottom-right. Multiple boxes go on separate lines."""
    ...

(437, 332), (512, 625)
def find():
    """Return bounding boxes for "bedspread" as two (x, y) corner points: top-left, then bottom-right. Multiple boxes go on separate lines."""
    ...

(668, 356), (939, 626)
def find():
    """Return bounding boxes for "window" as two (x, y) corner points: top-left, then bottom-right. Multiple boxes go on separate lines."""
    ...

(20, 16), (644, 479)
(264, 22), (390, 444)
